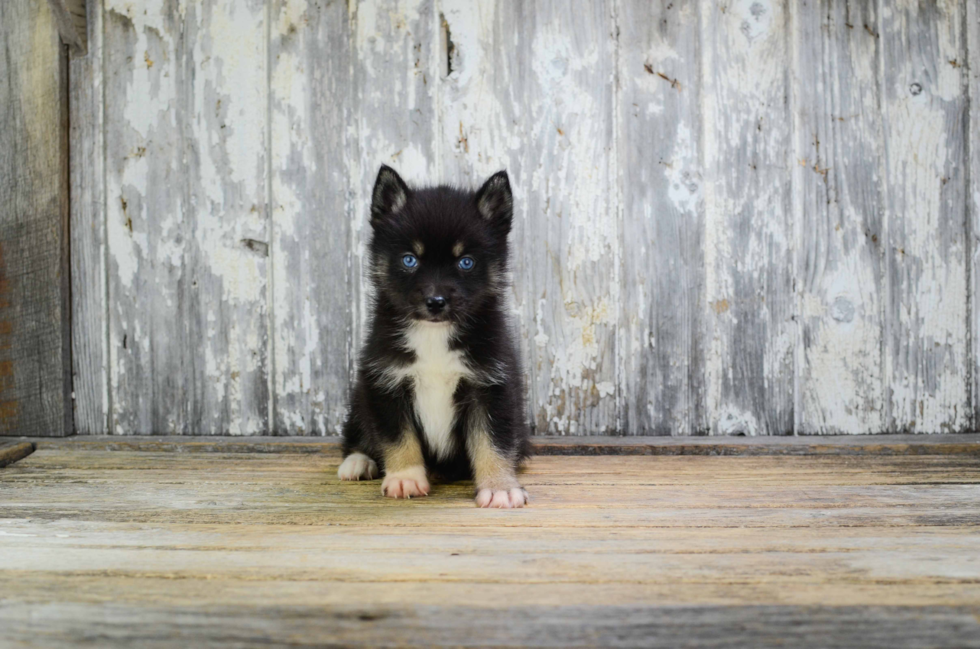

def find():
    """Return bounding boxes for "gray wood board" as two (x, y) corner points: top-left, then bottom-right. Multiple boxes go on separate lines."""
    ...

(3, 603), (979, 649)
(969, 0), (980, 431)
(70, 0), (108, 434)
(794, 0), (884, 433)
(0, 0), (71, 437)
(881, 1), (969, 433)
(71, 0), (979, 436)
(618, 0), (706, 435)
(700, 0), (795, 436)
(103, 0), (270, 434)
(269, 0), (353, 435)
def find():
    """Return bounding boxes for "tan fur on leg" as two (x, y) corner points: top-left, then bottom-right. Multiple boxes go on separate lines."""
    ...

(381, 429), (429, 499)
(467, 409), (527, 509)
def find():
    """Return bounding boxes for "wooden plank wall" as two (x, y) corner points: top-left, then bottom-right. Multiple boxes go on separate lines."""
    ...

(0, 0), (71, 437)
(69, 0), (977, 436)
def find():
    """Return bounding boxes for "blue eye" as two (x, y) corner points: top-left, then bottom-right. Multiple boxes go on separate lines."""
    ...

(402, 254), (418, 269)
(457, 256), (475, 271)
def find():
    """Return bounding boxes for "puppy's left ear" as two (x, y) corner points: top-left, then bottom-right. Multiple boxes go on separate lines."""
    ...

(475, 171), (513, 237)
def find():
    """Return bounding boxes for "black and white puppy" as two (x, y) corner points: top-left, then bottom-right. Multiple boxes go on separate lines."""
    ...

(338, 165), (531, 508)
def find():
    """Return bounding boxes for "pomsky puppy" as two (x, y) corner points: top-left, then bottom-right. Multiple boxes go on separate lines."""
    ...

(337, 165), (531, 508)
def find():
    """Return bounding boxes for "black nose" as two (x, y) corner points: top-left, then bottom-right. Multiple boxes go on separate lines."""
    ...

(425, 296), (447, 313)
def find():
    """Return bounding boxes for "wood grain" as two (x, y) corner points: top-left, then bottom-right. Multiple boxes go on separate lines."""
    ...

(700, 0), (794, 436)
(618, 0), (706, 435)
(67, 0), (980, 436)
(3, 602), (979, 649)
(969, 0), (980, 432)
(2, 450), (980, 646)
(269, 0), (352, 434)
(104, 0), (270, 434)
(70, 0), (107, 434)
(0, 0), (71, 437)
(522, 0), (619, 434)
(794, 0), (884, 433)
(881, 0), (969, 433)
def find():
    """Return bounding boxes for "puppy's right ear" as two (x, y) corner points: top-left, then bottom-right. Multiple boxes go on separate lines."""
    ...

(371, 165), (410, 227)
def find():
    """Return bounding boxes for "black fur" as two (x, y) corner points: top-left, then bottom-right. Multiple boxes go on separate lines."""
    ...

(341, 165), (530, 482)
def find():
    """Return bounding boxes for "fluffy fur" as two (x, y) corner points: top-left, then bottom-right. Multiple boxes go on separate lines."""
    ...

(339, 165), (531, 508)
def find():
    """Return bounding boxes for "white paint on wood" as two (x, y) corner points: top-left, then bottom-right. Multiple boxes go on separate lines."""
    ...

(72, 0), (979, 435)
(700, 0), (794, 435)
(270, 0), (352, 434)
(104, 0), (269, 435)
(793, 0), (884, 434)
(881, 0), (968, 433)
(618, 0), (706, 434)
(522, 0), (620, 434)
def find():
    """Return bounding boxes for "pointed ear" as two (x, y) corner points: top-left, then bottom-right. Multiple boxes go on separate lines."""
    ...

(475, 171), (513, 236)
(371, 165), (410, 227)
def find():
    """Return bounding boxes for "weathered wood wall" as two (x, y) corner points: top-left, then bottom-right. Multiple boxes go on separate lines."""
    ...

(68, 0), (978, 436)
(0, 0), (72, 437)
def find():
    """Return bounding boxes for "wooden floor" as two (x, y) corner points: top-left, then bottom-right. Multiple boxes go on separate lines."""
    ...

(2, 438), (980, 648)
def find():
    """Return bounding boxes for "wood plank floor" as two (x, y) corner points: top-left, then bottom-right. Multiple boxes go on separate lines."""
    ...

(1, 442), (979, 647)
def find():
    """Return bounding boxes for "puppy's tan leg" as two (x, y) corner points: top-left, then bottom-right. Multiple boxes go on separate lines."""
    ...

(467, 411), (527, 509)
(381, 429), (430, 499)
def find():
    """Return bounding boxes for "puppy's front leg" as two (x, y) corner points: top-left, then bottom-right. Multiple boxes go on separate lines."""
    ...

(466, 409), (527, 509)
(381, 427), (430, 499)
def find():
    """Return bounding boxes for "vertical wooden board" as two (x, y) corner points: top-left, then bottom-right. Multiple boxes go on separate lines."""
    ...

(104, 2), (186, 434)
(617, 0), (706, 435)
(437, 1), (527, 185)
(880, 0), (968, 433)
(969, 0), (980, 430)
(71, 0), (108, 434)
(700, 0), (794, 436)
(351, 0), (440, 355)
(522, 0), (619, 434)
(270, 0), (352, 434)
(184, 0), (270, 434)
(105, 0), (269, 434)
(436, 0), (533, 429)
(793, 0), (884, 434)
(0, 0), (71, 436)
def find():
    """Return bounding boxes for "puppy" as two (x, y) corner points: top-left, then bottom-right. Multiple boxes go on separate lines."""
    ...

(337, 165), (531, 509)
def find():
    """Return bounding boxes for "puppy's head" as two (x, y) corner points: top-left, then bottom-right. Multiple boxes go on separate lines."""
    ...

(368, 165), (512, 324)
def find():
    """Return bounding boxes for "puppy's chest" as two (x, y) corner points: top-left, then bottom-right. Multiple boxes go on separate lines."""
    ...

(398, 325), (473, 459)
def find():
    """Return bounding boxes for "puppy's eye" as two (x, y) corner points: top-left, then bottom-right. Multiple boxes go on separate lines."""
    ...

(457, 256), (475, 271)
(401, 254), (418, 269)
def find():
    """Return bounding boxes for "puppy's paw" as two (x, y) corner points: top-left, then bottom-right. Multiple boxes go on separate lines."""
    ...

(381, 466), (430, 499)
(338, 453), (379, 481)
(475, 487), (528, 509)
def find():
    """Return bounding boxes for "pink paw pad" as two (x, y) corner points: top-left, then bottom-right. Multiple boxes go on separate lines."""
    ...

(381, 467), (430, 499)
(475, 487), (528, 509)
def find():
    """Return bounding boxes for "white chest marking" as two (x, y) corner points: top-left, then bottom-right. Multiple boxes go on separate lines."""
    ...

(396, 322), (472, 460)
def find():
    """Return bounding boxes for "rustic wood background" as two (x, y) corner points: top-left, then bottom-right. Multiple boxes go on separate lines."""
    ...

(0, 0), (72, 437)
(66, 0), (980, 436)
